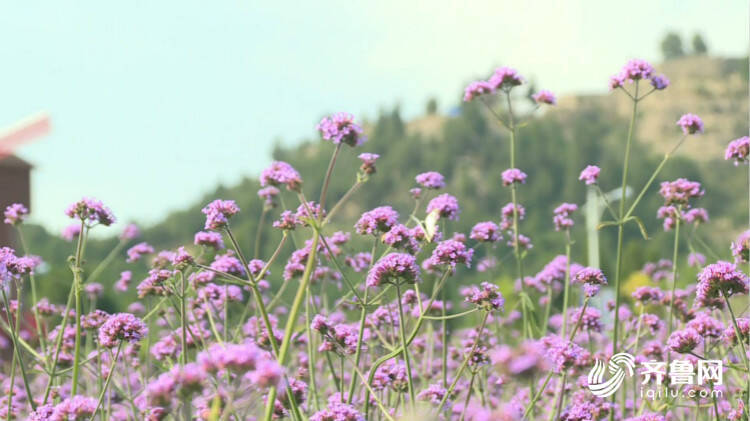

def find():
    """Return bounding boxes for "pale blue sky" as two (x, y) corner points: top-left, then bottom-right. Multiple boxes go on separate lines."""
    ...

(0, 1), (747, 234)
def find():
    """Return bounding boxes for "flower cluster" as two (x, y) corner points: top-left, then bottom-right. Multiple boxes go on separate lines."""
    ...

(65, 197), (116, 226)
(695, 261), (748, 308)
(415, 171), (446, 189)
(260, 161), (302, 191)
(97, 312), (148, 348)
(317, 112), (367, 147)
(552, 202), (577, 231)
(366, 252), (420, 287)
(426, 193), (460, 220)
(202, 199), (240, 230)
(3, 203), (28, 225)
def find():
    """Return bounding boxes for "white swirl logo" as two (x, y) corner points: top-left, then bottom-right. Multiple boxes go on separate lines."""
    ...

(587, 352), (636, 397)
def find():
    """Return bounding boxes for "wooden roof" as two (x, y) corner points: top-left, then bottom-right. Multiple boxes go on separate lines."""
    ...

(0, 154), (33, 170)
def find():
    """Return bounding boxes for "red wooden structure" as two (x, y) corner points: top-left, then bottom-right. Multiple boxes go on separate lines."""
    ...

(0, 112), (50, 246)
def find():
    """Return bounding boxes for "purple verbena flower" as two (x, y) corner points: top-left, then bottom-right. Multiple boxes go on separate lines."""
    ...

(667, 328), (702, 353)
(98, 312), (147, 348)
(470, 221), (502, 243)
(194, 231), (225, 249)
(366, 253), (420, 287)
(578, 165), (600, 185)
(553, 203), (578, 231)
(415, 171), (446, 189)
(65, 197), (116, 226)
(695, 261), (748, 308)
(126, 242), (154, 263)
(3, 203), (28, 225)
(501, 168), (527, 186)
(355, 206), (399, 235)
(317, 112), (367, 147)
(676, 113), (704, 135)
(260, 161), (302, 191)
(532, 90), (557, 105)
(358, 153), (379, 174)
(463, 80), (493, 102)
(426, 193), (460, 220)
(488, 66), (524, 91)
(725, 136), (750, 165)
(201, 199), (240, 230)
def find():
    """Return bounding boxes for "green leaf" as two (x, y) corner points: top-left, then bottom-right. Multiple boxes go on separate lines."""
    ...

(596, 220), (621, 230)
(627, 216), (650, 240)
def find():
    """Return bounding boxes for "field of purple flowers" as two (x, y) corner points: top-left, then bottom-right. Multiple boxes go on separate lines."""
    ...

(1, 59), (749, 421)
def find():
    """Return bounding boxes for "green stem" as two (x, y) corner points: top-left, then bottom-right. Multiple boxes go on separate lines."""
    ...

(43, 286), (75, 403)
(665, 212), (682, 371)
(262, 233), (320, 421)
(89, 343), (122, 421)
(611, 85), (639, 421)
(16, 227), (47, 358)
(363, 270), (451, 415)
(323, 180), (363, 225)
(346, 285), (370, 404)
(1, 286), (36, 411)
(560, 230), (572, 338)
(180, 271), (188, 366)
(458, 371), (477, 421)
(441, 288), (448, 388)
(254, 207), (268, 260)
(319, 143), (342, 211)
(434, 311), (490, 415)
(71, 220), (88, 396)
(395, 283), (416, 406)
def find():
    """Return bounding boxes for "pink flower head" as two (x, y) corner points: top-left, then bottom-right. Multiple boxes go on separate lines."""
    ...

(676, 113), (704, 135)
(416, 171), (446, 189)
(578, 165), (600, 185)
(532, 90), (557, 105)
(619, 59), (655, 82)
(732, 230), (750, 263)
(62, 223), (82, 241)
(650, 74), (670, 90)
(463, 80), (493, 102)
(488, 66), (524, 91)
(358, 152), (380, 174)
(65, 197), (116, 226)
(260, 161), (302, 191)
(126, 242), (154, 263)
(194, 231), (225, 249)
(98, 312), (147, 348)
(317, 112), (367, 147)
(667, 328), (702, 353)
(366, 253), (420, 287)
(470, 221), (502, 243)
(3, 203), (28, 226)
(426, 194), (460, 220)
(257, 186), (280, 207)
(426, 239), (474, 271)
(553, 203), (577, 231)
(201, 199), (240, 230)
(695, 261), (748, 308)
(118, 223), (140, 241)
(658, 178), (703, 206)
(501, 168), (527, 186)
(355, 206), (399, 235)
(725, 136), (750, 165)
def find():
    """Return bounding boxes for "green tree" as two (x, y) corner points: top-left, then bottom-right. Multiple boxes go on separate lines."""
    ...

(426, 98), (438, 115)
(692, 33), (708, 55)
(661, 32), (684, 60)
